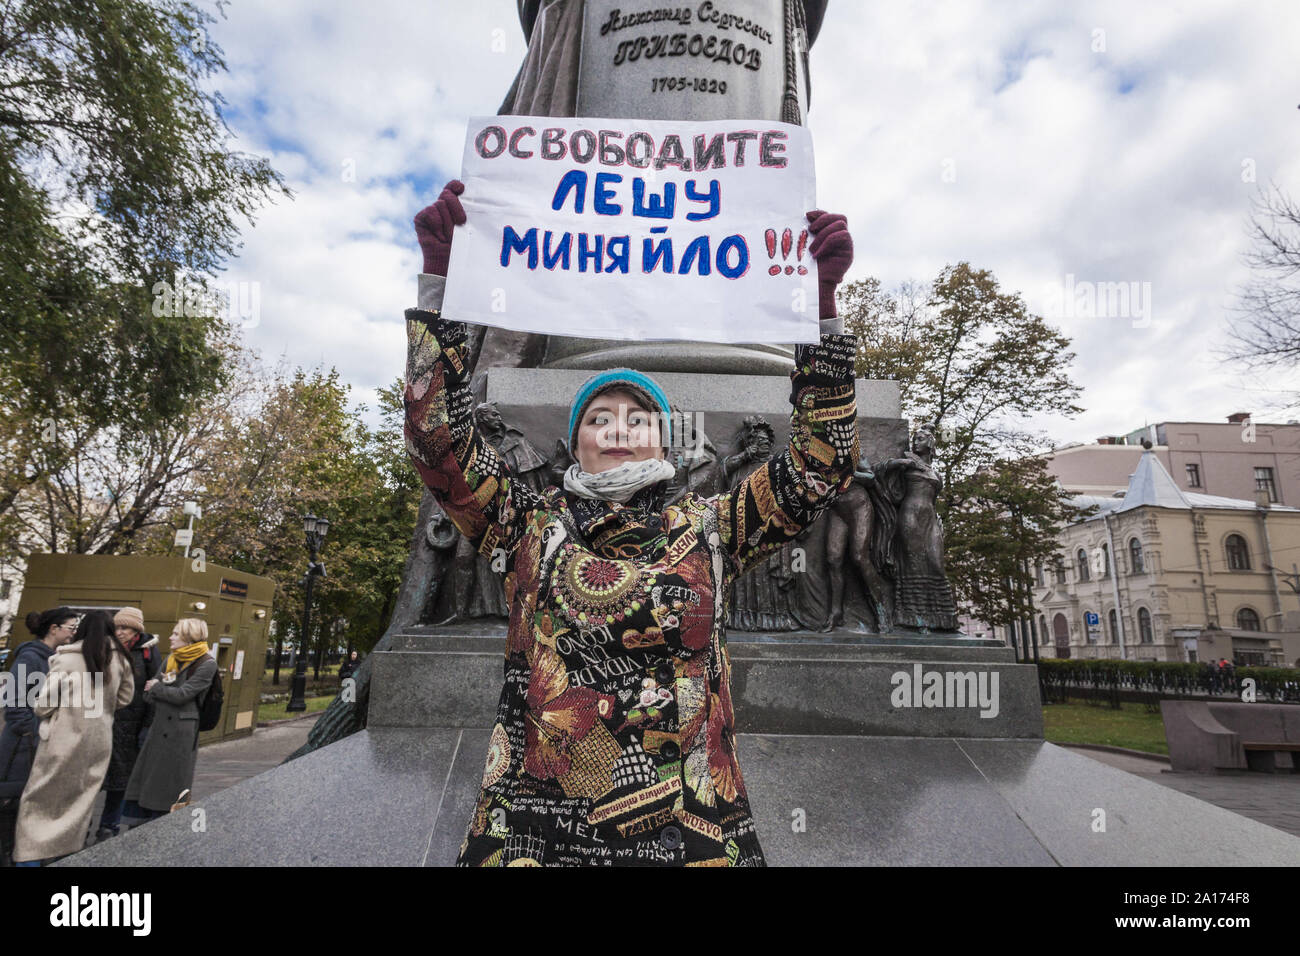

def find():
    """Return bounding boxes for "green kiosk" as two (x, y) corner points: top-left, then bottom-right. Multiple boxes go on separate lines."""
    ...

(7, 555), (275, 744)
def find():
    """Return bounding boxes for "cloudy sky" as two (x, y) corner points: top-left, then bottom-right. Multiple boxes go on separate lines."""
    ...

(205, 0), (1300, 445)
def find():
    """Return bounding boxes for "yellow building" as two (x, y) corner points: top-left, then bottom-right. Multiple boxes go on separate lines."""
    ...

(1033, 449), (1300, 667)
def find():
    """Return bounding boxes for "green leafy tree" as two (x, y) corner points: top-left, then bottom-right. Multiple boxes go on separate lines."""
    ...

(842, 263), (1085, 628)
(176, 372), (420, 681)
(0, 0), (289, 545)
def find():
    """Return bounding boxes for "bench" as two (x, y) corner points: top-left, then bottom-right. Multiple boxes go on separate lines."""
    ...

(1161, 701), (1300, 772)
(1242, 741), (1300, 772)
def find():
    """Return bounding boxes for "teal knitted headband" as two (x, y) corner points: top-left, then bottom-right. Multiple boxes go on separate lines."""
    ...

(568, 368), (673, 454)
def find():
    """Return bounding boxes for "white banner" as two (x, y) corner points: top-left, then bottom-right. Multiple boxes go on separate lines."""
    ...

(442, 115), (819, 343)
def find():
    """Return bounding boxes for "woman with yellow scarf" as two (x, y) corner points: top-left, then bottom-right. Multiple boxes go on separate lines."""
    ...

(122, 618), (219, 825)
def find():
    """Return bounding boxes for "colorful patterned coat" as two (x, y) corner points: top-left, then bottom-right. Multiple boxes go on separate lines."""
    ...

(404, 302), (860, 867)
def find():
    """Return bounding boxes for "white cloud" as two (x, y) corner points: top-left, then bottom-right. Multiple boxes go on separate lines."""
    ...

(204, 0), (1300, 442)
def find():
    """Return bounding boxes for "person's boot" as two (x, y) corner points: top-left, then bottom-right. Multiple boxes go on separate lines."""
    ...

(94, 825), (119, 843)
(0, 799), (17, 867)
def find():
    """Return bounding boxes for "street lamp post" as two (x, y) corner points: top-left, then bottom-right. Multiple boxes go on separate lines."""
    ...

(287, 513), (330, 712)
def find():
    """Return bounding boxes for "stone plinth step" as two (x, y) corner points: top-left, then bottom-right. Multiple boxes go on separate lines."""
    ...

(368, 626), (1044, 739)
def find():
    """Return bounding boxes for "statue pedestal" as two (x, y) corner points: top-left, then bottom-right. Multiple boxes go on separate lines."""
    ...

(61, 619), (1300, 866)
(367, 625), (1044, 740)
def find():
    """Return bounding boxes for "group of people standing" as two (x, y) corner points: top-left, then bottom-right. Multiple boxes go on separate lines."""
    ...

(0, 607), (218, 866)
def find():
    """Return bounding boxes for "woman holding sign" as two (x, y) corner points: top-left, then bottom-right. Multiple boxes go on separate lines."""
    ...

(407, 180), (856, 867)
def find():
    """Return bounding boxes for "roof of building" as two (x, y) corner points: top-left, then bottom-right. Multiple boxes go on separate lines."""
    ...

(1075, 450), (1300, 520)
(1115, 450), (1190, 512)
(1068, 494), (1125, 515)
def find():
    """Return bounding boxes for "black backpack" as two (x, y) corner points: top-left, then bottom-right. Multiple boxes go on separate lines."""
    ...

(184, 659), (225, 732)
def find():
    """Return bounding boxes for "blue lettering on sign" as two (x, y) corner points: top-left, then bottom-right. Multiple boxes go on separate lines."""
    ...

(495, 172), (753, 279)
(547, 172), (720, 222)
(500, 226), (539, 269)
(552, 170), (587, 213)
(684, 179), (721, 221)
(632, 179), (675, 219)
(594, 173), (623, 215)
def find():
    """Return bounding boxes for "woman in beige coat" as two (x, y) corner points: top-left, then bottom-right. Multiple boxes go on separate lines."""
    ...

(13, 610), (133, 865)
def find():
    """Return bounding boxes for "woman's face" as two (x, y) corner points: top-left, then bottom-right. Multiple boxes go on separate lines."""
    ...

(575, 388), (665, 474)
(115, 625), (139, 644)
(169, 626), (190, 650)
(47, 618), (78, 647)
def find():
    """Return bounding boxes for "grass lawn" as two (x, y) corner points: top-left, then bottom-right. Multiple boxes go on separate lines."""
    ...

(257, 694), (334, 724)
(1041, 700), (1170, 756)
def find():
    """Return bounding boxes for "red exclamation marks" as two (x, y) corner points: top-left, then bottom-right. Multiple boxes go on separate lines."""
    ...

(766, 227), (810, 276)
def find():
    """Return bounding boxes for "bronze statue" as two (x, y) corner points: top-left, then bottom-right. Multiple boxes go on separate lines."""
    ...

(723, 415), (801, 631)
(869, 424), (959, 632)
(823, 459), (893, 631)
(448, 403), (550, 621)
(665, 407), (721, 504)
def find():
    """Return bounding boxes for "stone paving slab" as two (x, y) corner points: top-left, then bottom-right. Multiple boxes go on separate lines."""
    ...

(65, 725), (451, 867)
(1069, 746), (1300, 840)
(957, 739), (1298, 866)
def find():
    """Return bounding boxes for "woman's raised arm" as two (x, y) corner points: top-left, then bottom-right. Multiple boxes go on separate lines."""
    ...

(712, 207), (860, 579)
(404, 181), (538, 561)
(713, 330), (860, 579)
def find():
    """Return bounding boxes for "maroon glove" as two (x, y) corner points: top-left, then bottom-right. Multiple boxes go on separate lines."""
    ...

(414, 180), (467, 277)
(806, 209), (853, 318)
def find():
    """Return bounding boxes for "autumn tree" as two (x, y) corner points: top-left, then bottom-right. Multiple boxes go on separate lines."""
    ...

(841, 263), (1085, 629)
(0, 0), (288, 544)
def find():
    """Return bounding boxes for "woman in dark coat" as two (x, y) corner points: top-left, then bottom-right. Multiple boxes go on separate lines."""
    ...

(96, 607), (161, 839)
(0, 607), (78, 866)
(123, 618), (217, 823)
(338, 651), (360, 684)
(406, 182), (857, 866)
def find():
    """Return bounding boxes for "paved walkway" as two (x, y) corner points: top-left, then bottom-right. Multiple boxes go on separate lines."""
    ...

(188, 714), (322, 800)
(1067, 746), (1300, 839)
(85, 715), (321, 845)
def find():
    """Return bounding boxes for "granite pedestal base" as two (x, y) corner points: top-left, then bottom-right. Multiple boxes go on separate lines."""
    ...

(369, 625), (1044, 739)
(61, 623), (1300, 866)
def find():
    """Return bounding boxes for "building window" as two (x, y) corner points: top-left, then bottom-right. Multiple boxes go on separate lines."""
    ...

(1101, 543), (1110, 577)
(1128, 538), (1144, 574)
(1054, 557), (1067, 585)
(1107, 608), (1119, 644)
(1077, 548), (1090, 582)
(1254, 467), (1278, 503)
(1185, 463), (1201, 488)
(1035, 562), (1045, 587)
(1236, 607), (1261, 631)
(1138, 607), (1154, 643)
(1225, 534), (1251, 571)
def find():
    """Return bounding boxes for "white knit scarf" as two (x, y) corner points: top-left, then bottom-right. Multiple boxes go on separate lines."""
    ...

(562, 458), (677, 503)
